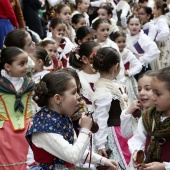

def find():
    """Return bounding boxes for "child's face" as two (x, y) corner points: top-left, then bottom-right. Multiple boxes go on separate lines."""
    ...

(24, 34), (35, 55)
(58, 6), (71, 24)
(128, 18), (141, 36)
(98, 8), (111, 20)
(151, 77), (170, 114)
(45, 44), (58, 59)
(78, 0), (90, 13)
(79, 33), (94, 44)
(138, 76), (153, 109)
(60, 79), (80, 116)
(51, 23), (66, 38)
(138, 8), (149, 24)
(6, 52), (28, 77)
(95, 22), (110, 42)
(114, 36), (126, 52)
(74, 17), (86, 30)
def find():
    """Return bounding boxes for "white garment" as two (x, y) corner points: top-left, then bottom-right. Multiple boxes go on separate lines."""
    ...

(32, 128), (107, 165)
(33, 70), (50, 84)
(128, 117), (170, 170)
(47, 0), (75, 6)
(126, 30), (160, 66)
(120, 109), (139, 138)
(116, 0), (130, 28)
(90, 0), (106, 7)
(142, 22), (157, 41)
(151, 15), (170, 42)
(71, 11), (90, 26)
(120, 48), (142, 77)
(1, 69), (24, 91)
(78, 71), (100, 112)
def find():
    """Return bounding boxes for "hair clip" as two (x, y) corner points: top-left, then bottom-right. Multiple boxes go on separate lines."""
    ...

(34, 96), (39, 101)
(92, 53), (96, 57)
(75, 54), (81, 60)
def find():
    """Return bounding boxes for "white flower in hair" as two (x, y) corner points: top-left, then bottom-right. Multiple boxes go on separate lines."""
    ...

(75, 54), (80, 60)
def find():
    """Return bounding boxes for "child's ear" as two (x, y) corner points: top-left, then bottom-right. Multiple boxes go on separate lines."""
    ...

(4, 63), (11, 72)
(49, 27), (53, 32)
(78, 39), (82, 45)
(54, 94), (62, 105)
(81, 55), (88, 64)
(108, 14), (112, 19)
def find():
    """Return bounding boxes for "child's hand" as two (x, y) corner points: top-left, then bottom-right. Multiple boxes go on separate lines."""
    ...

(98, 149), (108, 158)
(104, 159), (119, 170)
(126, 100), (142, 115)
(142, 162), (165, 170)
(79, 112), (92, 130)
(132, 150), (141, 168)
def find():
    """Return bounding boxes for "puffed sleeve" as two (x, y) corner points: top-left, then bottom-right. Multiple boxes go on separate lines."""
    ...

(138, 34), (160, 65)
(155, 18), (169, 42)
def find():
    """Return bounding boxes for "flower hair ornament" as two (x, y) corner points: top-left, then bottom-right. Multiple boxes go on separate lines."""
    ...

(72, 47), (81, 61)
(33, 80), (48, 101)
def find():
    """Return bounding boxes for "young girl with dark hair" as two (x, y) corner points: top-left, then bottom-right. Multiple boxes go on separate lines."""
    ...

(4, 29), (35, 75)
(92, 47), (131, 169)
(92, 6), (119, 40)
(128, 66), (170, 170)
(69, 41), (100, 112)
(26, 71), (119, 170)
(44, 18), (74, 68)
(151, 0), (170, 70)
(75, 26), (95, 46)
(0, 47), (35, 169)
(71, 13), (86, 31)
(126, 15), (160, 80)
(138, 6), (157, 41)
(113, 31), (142, 104)
(55, 4), (75, 43)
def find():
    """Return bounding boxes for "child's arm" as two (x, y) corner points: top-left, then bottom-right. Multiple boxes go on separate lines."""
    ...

(121, 3), (130, 28)
(94, 98), (112, 157)
(120, 100), (141, 138)
(138, 34), (160, 65)
(147, 24), (158, 41)
(155, 18), (169, 42)
(124, 50), (142, 76)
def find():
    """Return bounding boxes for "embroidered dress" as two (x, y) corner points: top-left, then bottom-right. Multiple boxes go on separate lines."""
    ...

(93, 78), (131, 169)
(26, 108), (74, 170)
(0, 70), (35, 170)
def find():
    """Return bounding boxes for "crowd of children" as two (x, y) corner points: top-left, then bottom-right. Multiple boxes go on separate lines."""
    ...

(0, 0), (170, 169)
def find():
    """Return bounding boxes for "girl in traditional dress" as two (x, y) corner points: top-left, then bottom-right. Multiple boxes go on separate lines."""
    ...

(113, 31), (142, 104)
(138, 6), (157, 41)
(37, 40), (62, 71)
(126, 15), (160, 80)
(151, 0), (170, 70)
(92, 47), (131, 169)
(128, 66), (170, 170)
(55, 4), (76, 43)
(0, 47), (35, 169)
(69, 41), (100, 112)
(26, 71), (119, 170)
(44, 18), (74, 68)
